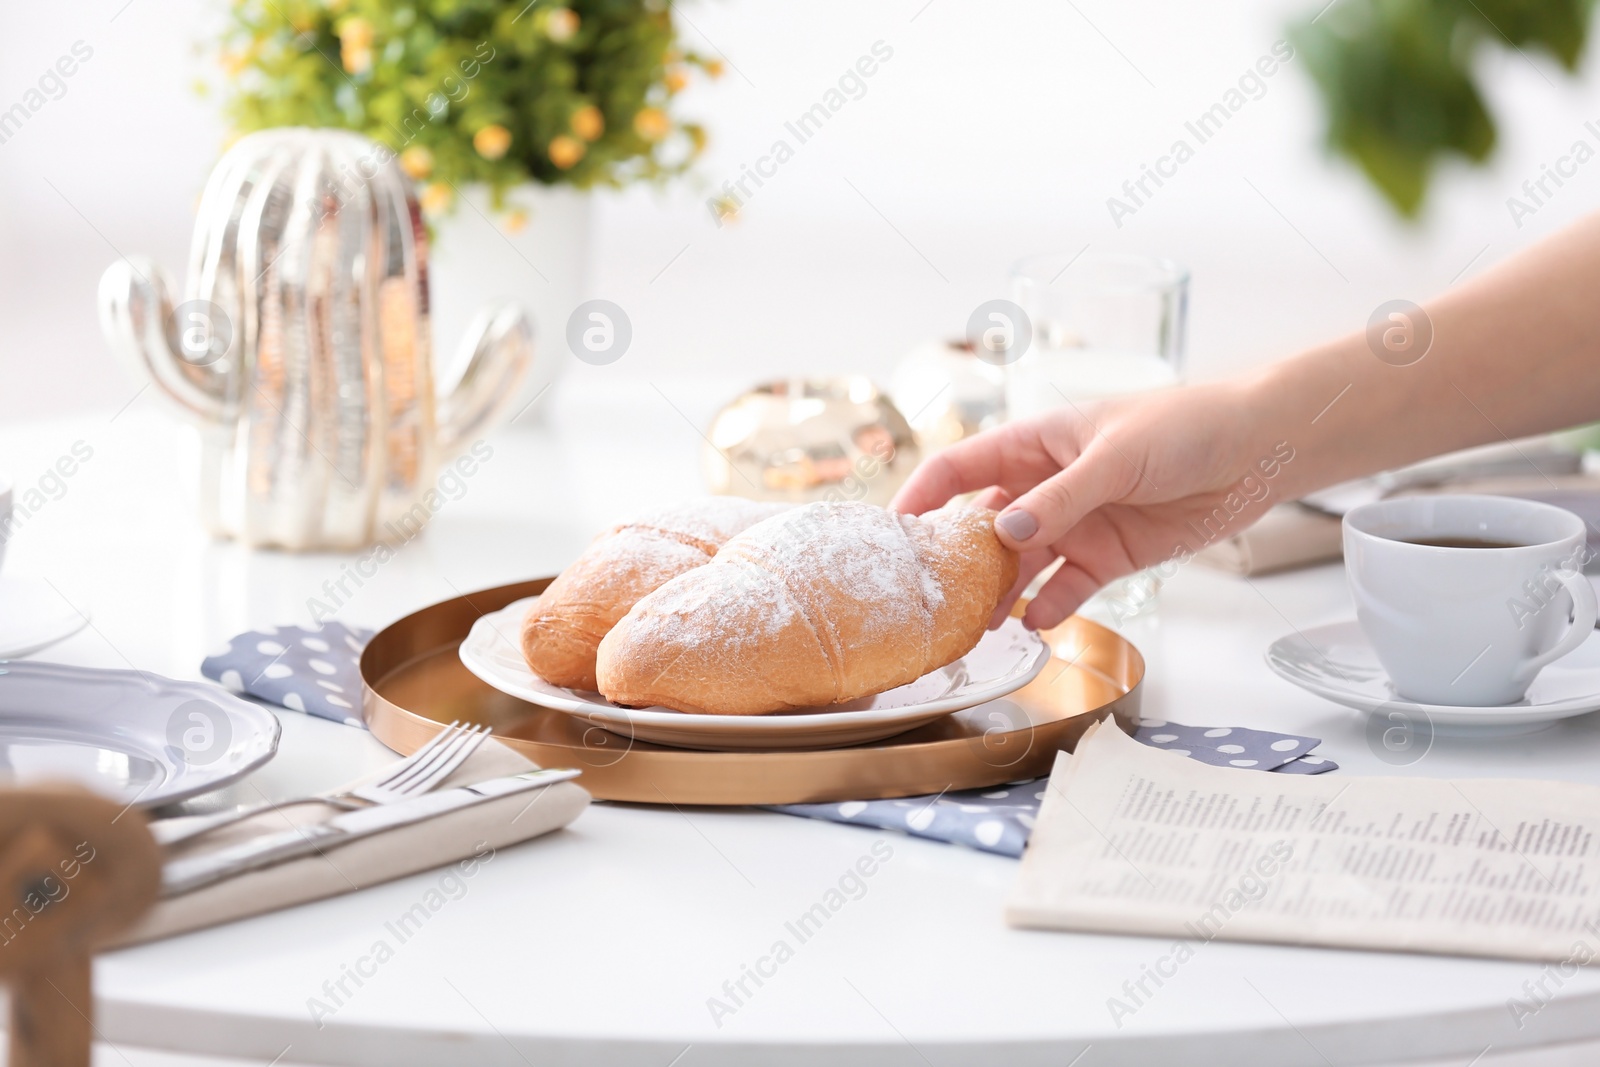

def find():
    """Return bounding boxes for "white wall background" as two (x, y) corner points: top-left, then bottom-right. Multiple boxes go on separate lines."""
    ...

(2, 0), (1599, 423)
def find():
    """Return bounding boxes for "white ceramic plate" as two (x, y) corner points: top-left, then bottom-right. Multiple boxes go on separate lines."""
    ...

(460, 596), (1051, 751)
(1265, 619), (1600, 736)
(0, 661), (281, 806)
(0, 576), (90, 658)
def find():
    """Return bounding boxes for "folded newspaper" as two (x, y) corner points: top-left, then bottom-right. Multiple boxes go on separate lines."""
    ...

(1008, 719), (1600, 964)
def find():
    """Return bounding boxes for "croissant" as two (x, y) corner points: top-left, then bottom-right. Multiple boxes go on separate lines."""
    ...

(521, 498), (788, 690)
(595, 502), (1019, 715)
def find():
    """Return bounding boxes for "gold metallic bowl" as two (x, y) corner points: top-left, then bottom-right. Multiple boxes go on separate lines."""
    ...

(360, 579), (1143, 805)
(703, 376), (920, 506)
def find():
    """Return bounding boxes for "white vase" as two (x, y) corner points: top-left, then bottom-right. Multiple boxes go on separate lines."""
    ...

(429, 184), (594, 419)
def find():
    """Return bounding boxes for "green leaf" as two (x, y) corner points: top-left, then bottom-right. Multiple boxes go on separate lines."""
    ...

(1291, 0), (1591, 217)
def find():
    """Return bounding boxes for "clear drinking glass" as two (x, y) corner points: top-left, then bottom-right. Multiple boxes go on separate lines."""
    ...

(1007, 253), (1189, 622)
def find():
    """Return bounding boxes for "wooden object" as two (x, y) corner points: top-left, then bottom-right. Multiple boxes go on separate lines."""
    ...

(0, 787), (160, 1067)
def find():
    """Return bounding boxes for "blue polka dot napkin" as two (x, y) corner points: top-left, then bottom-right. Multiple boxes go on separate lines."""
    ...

(1134, 718), (1320, 770)
(201, 623), (374, 727)
(201, 624), (1338, 856)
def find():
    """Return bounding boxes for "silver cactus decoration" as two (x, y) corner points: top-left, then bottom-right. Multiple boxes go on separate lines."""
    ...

(98, 128), (533, 550)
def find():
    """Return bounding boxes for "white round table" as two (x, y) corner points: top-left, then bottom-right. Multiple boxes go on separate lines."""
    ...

(9, 386), (1600, 1067)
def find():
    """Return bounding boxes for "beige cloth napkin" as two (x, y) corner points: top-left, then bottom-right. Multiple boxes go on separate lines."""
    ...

(113, 740), (589, 946)
(1194, 504), (1344, 576)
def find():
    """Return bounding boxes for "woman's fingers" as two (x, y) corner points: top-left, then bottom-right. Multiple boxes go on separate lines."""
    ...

(890, 444), (995, 515)
(972, 486), (1012, 511)
(993, 441), (1131, 552)
(1022, 560), (1104, 631)
(1013, 512), (1147, 629)
(891, 422), (1054, 515)
(988, 547), (1055, 628)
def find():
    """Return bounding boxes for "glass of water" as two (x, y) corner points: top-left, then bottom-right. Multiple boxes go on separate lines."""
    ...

(1007, 253), (1189, 622)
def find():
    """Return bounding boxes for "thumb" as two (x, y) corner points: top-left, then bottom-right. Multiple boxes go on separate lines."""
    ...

(992, 446), (1127, 551)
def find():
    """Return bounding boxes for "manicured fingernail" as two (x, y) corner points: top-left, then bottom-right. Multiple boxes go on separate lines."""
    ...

(996, 508), (1038, 541)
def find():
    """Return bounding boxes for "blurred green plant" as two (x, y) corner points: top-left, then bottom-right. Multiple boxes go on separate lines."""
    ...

(1292, 0), (1595, 217)
(217, 0), (718, 219)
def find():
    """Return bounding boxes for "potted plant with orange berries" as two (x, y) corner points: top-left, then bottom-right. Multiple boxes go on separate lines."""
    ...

(217, 0), (720, 408)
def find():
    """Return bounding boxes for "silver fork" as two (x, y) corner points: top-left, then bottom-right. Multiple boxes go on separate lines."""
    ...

(151, 721), (493, 847)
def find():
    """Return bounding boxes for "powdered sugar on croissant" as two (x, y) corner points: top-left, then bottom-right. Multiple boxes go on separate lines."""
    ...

(520, 497), (788, 690)
(595, 501), (1019, 715)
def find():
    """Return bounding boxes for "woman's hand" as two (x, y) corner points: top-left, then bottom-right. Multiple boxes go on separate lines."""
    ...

(896, 215), (1600, 630)
(894, 382), (1291, 630)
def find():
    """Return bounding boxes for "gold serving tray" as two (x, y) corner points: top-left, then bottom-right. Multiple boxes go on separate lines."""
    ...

(360, 579), (1143, 805)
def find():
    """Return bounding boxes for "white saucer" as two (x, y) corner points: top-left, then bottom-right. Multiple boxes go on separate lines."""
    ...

(1265, 620), (1600, 736)
(0, 575), (90, 657)
(460, 596), (1052, 751)
(0, 660), (280, 806)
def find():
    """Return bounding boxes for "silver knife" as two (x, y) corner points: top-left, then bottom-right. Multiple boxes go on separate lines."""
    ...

(161, 767), (582, 897)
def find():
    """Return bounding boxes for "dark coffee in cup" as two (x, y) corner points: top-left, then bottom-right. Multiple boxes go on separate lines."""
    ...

(1399, 536), (1525, 550)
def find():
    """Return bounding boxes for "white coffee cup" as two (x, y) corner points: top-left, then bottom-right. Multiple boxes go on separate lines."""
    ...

(1343, 494), (1597, 706)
